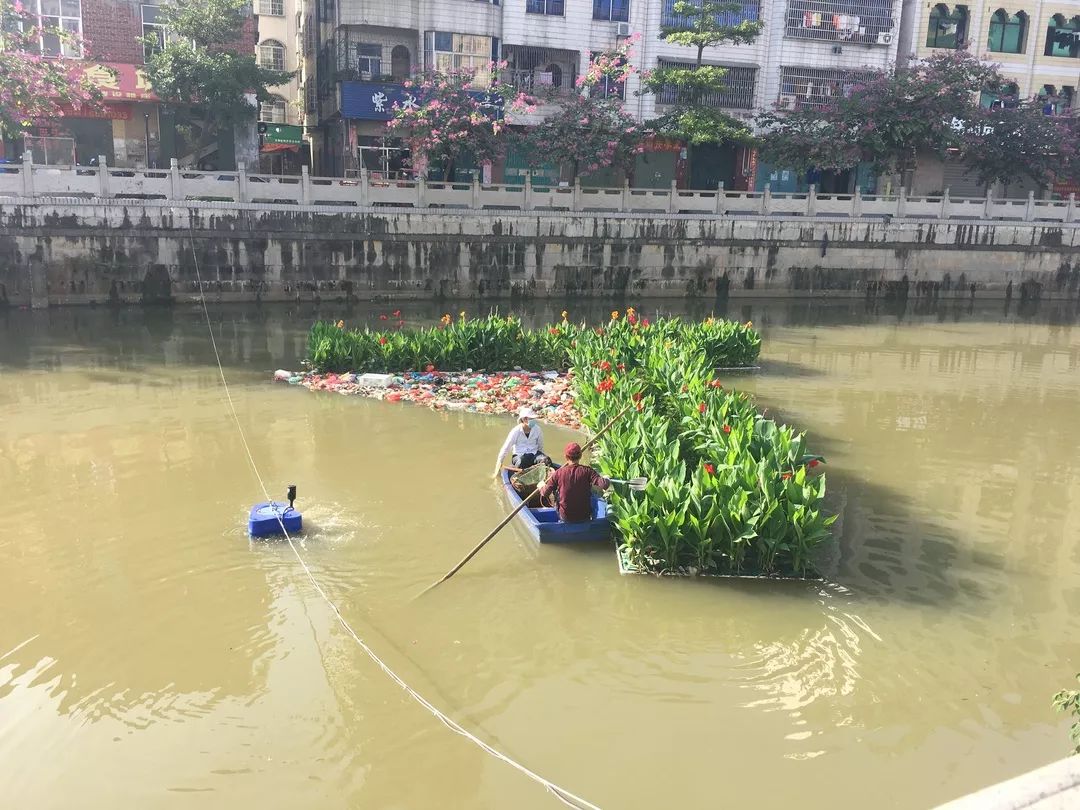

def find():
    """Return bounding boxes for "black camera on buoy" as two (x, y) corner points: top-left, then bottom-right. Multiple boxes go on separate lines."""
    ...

(248, 483), (303, 538)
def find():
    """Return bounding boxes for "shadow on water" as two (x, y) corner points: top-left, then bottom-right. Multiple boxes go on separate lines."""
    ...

(2, 295), (1078, 375)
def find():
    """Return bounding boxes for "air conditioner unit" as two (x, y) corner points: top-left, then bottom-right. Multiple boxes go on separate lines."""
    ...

(876, 32), (893, 45)
(615, 22), (631, 38)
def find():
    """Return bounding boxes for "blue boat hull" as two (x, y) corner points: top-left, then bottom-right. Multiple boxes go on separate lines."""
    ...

(248, 502), (302, 538)
(501, 468), (610, 544)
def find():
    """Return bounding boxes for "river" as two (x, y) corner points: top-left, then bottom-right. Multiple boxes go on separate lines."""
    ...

(2, 298), (1078, 809)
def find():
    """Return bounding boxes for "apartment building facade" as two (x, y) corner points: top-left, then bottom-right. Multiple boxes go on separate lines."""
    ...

(306, 0), (902, 189)
(898, 0), (1079, 195)
(255, 0), (308, 171)
(6, 0), (260, 169)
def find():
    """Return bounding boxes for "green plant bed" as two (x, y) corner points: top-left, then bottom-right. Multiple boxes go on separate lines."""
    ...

(309, 312), (761, 374)
(307, 310), (832, 579)
(615, 544), (822, 581)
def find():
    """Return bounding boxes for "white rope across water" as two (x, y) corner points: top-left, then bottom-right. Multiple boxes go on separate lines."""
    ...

(184, 217), (603, 810)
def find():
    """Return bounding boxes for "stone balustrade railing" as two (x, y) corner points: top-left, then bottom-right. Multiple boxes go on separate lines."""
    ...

(1, 154), (1077, 223)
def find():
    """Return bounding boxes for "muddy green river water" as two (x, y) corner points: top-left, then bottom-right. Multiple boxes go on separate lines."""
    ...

(1, 298), (1078, 809)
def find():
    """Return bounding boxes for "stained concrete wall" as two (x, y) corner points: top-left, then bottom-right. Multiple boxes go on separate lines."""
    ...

(1, 200), (1078, 307)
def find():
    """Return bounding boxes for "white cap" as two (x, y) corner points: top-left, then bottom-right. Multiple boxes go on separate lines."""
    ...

(518, 406), (539, 420)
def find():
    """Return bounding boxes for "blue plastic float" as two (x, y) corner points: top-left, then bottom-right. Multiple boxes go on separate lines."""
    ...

(249, 485), (302, 538)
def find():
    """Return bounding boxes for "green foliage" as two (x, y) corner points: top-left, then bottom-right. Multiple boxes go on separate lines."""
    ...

(142, 0), (293, 158)
(641, 0), (764, 146)
(1053, 675), (1080, 755)
(308, 310), (828, 577)
(568, 310), (828, 577)
(308, 312), (760, 374)
(756, 51), (1023, 180)
(962, 104), (1079, 190)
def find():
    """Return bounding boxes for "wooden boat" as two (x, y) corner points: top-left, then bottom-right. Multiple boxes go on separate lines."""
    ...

(501, 467), (611, 544)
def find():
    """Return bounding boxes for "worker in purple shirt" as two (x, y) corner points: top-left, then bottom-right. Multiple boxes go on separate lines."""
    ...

(537, 442), (610, 523)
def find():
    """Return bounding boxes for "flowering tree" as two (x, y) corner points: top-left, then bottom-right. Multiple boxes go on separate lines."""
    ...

(385, 66), (523, 182)
(0, 0), (104, 138)
(756, 52), (1003, 184)
(961, 104), (1079, 193)
(641, 0), (762, 145)
(513, 40), (648, 182)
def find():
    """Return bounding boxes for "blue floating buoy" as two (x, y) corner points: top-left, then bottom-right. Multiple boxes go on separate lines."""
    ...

(249, 484), (302, 538)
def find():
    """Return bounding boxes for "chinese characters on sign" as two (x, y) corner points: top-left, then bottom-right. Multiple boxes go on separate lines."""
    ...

(341, 81), (503, 121)
(78, 63), (158, 101)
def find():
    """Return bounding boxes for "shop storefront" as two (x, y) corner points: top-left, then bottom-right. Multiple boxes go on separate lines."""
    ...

(258, 123), (306, 175)
(337, 80), (503, 181)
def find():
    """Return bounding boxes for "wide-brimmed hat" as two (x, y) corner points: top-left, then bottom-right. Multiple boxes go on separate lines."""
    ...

(518, 407), (539, 420)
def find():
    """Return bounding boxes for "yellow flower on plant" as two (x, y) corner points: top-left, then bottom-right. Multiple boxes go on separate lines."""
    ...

(460, 311), (466, 319)
(441, 313), (452, 325)
(705, 317), (714, 325)
(745, 320), (753, 328)
(611, 310), (619, 320)
(336, 320), (345, 329)
(561, 310), (568, 321)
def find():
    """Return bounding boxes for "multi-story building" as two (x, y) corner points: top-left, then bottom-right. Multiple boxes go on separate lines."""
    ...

(306, 0), (903, 188)
(255, 0), (308, 172)
(6, 0), (260, 170)
(899, 0), (1080, 195)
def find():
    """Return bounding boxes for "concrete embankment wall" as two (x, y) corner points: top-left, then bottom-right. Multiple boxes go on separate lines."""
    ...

(1, 199), (1078, 307)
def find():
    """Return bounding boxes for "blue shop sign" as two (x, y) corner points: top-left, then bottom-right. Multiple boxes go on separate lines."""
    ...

(340, 81), (504, 121)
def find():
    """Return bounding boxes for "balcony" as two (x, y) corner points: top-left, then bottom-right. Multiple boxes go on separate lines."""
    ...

(503, 45), (579, 95)
(784, 0), (897, 45)
(777, 66), (878, 110)
(654, 61), (757, 111)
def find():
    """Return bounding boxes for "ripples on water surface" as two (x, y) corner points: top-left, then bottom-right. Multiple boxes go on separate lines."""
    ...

(1, 299), (1078, 809)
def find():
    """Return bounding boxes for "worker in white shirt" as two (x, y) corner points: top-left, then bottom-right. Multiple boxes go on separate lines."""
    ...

(492, 407), (548, 478)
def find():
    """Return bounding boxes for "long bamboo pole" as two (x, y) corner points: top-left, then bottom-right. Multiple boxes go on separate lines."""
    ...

(419, 401), (634, 595)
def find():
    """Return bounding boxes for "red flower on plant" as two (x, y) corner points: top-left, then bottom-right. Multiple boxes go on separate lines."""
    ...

(599, 360), (612, 372)
(627, 313), (637, 325)
(378, 337), (388, 345)
(596, 378), (615, 394)
(722, 424), (731, 434)
(379, 314), (388, 321)
(635, 401), (644, 412)
(782, 472), (792, 481)
(549, 327), (559, 335)
(392, 310), (401, 317)
(632, 391), (643, 402)
(698, 402), (707, 414)
(704, 463), (715, 475)
(617, 363), (626, 372)
(641, 318), (650, 327)
(426, 364), (436, 372)
(709, 379), (723, 389)
(595, 327), (605, 336)
(808, 459), (821, 469)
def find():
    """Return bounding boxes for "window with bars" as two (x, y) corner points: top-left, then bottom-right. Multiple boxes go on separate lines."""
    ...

(784, 0), (895, 44)
(260, 96), (287, 123)
(527, 0), (564, 15)
(356, 43), (381, 76)
(778, 66), (877, 109)
(661, 0), (758, 28)
(593, 0), (629, 22)
(258, 0), (284, 15)
(26, 0), (82, 58)
(259, 39), (286, 71)
(655, 61), (756, 110)
(142, 4), (165, 61)
(424, 31), (495, 87)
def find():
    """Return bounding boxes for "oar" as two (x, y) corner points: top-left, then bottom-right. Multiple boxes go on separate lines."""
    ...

(419, 401), (635, 595)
